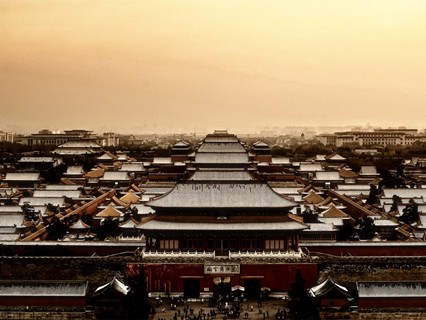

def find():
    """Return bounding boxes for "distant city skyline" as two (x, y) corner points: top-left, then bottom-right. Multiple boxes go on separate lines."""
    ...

(2, 1), (426, 134)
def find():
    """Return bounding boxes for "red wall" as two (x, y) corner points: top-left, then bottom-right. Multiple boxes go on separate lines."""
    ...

(0, 297), (86, 307)
(128, 263), (317, 294)
(303, 243), (426, 256)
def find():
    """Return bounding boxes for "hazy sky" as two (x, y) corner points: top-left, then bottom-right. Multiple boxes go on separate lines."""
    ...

(1, 0), (426, 134)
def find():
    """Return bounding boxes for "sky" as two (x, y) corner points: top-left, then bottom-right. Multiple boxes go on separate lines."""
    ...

(1, 0), (426, 134)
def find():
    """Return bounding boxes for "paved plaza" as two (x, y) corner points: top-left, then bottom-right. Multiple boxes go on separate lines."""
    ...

(150, 298), (290, 320)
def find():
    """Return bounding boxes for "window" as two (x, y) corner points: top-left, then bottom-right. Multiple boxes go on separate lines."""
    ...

(241, 239), (261, 250)
(182, 239), (203, 250)
(265, 239), (285, 250)
(159, 239), (179, 250)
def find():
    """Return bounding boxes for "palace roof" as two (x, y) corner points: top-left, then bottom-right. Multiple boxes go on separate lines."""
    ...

(0, 280), (88, 297)
(198, 142), (246, 153)
(189, 170), (254, 181)
(357, 281), (426, 298)
(139, 219), (306, 232)
(148, 182), (296, 209)
(194, 153), (249, 164)
(4, 172), (40, 181)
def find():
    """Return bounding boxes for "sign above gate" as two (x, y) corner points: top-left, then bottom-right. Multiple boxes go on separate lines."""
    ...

(204, 264), (240, 274)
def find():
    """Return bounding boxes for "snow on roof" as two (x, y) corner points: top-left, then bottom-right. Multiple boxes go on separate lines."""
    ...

(153, 157), (173, 164)
(383, 189), (426, 199)
(198, 142), (246, 153)
(0, 214), (24, 228)
(18, 157), (54, 163)
(309, 277), (350, 298)
(357, 281), (426, 298)
(0, 206), (23, 213)
(272, 187), (302, 195)
(299, 163), (323, 172)
(373, 219), (399, 227)
(45, 185), (80, 191)
(33, 190), (81, 198)
(120, 163), (144, 172)
(52, 148), (98, 155)
(4, 172), (40, 181)
(148, 183), (297, 209)
(19, 197), (65, 207)
(65, 166), (83, 175)
(130, 203), (155, 215)
(100, 171), (129, 181)
(318, 217), (344, 227)
(337, 184), (371, 190)
(97, 152), (117, 160)
(0, 234), (20, 241)
(69, 219), (90, 230)
(94, 277), (129, 296)
(314, 171), (343, 181)
(359, 166), (379, 176)
(119, 218), (140, 229)
(0, 281), (88, 297)
(194, 153), (249, 164)
(271, 157), (291, 164)
(57, 140), (101, 148)
(139, 187), (173, 195)
(334, 190), (370, 197)
(204, 136), (239, 143)
(189, 170), (254, 181)
(305, 223), (336, 232)
(139, 219), (306, 231)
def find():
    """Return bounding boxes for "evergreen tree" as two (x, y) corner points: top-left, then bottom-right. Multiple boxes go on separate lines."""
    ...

(288, 269), (319, 320)
(358, 215), (376, 240)
(399, 199), (419, 225)
(366, 185), (379, 205)
(127, 265), (150, 319)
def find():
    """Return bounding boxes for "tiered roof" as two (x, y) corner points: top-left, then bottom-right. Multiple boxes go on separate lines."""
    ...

(147, 182), (296, 209)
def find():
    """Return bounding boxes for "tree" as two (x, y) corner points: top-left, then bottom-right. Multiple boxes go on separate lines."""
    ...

(389, 195), (402, 213)
(45, 216), (70, 240)
(358, 215), (376, 240)
(399, 199), (419, 225)
(127, 265), (151, 319)
(302, 207), (319, 223)
(288, 269), (319, 320)
(21, 203), (39, 223)
(97, 217), (120, 240)
(366, 185), (380, 205)
(123, 207), (139, 222)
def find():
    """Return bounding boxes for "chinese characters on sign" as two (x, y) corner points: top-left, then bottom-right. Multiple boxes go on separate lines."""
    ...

(204, 264), (240, 274)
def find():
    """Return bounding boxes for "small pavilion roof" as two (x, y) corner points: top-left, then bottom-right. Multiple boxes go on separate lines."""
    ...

(321, 206), (348, 218)
(84, 168), (104, 179)
(309, 277), (351, 298)
(304, 192), (325, 205)
(69, 219), (90, 230)
(120, 191), (140, 204)
(94, 277), (130, 297)
(96, 205), (122, 217)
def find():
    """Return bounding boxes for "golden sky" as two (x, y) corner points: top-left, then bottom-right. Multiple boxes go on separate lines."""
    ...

(1, 0), (426, 134)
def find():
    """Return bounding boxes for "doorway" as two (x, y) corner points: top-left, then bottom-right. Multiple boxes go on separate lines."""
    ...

(244, 279), (261, 298)
(184, 279), (200, 298)
(213, 277), (231, 297)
